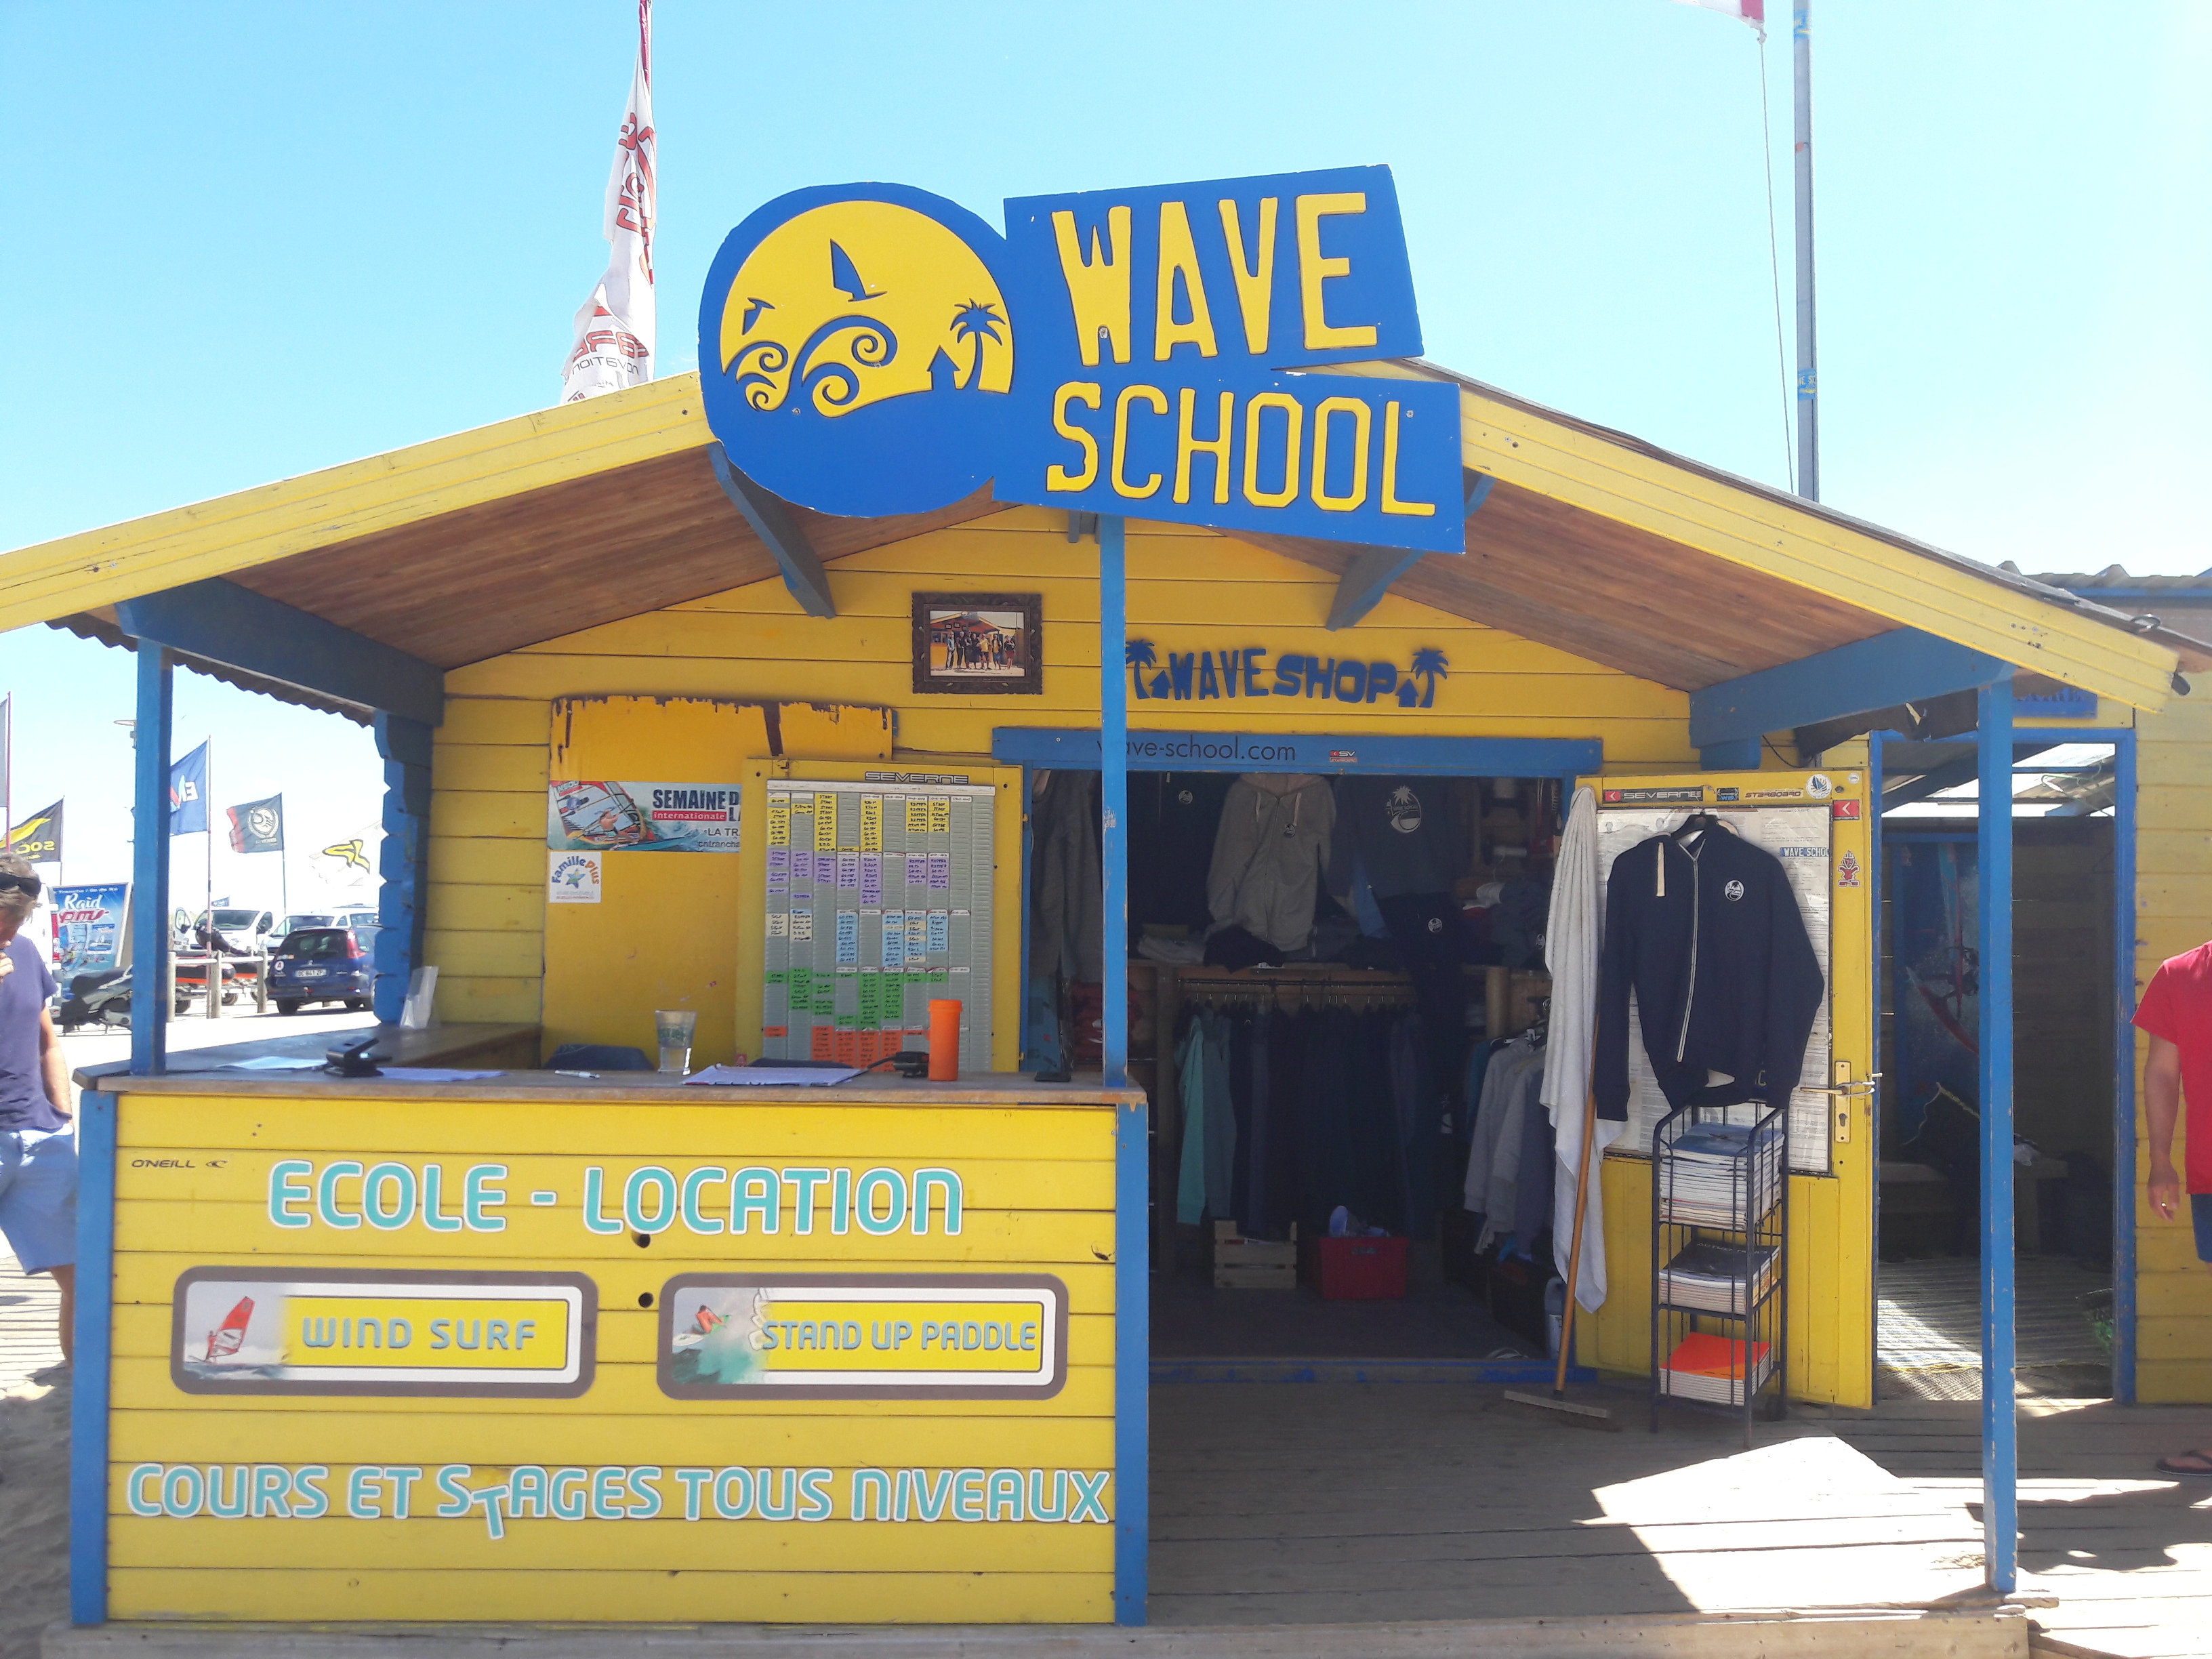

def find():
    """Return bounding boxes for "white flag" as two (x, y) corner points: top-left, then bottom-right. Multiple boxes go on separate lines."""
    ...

(562, 0), (656, 402)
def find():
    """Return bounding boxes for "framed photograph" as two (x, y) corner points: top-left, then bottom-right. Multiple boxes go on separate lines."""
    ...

(912, 592), (1043, 695)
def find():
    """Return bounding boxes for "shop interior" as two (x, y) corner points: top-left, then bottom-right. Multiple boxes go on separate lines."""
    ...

(1875, 740), (2121, 1400)
(1027, 766), (1573, 1371)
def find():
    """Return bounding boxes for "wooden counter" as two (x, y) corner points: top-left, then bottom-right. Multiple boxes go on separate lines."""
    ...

(73, 1021), (543, 1091)
(75, 1063), (1146, 1627)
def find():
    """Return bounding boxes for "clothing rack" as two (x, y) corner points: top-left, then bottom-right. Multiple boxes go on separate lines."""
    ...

(1130, 961), (1551, 1267)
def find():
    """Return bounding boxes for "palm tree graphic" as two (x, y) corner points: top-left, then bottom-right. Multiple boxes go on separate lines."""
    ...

(1126, 639), (1158, 700)
(1407, 647), (1450, 709)
(949, 300), (1004, 390)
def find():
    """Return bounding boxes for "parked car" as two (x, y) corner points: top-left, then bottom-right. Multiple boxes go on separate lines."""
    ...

(280, 912), (340, 936)
(268, 926), (378, 1014)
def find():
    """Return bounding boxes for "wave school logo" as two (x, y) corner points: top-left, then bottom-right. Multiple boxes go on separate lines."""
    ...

(699, 186), (1019, 520)
(699, 167), (1466, 552)
(1385, 786), (1423, 835)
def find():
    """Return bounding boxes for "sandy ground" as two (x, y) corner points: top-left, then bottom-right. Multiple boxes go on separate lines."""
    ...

(1, 1009), (372, 1658)
(2, 1252), (67, 1659)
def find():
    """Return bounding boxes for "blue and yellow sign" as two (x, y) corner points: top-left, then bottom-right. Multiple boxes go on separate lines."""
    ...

(699, 166), (1463, 552)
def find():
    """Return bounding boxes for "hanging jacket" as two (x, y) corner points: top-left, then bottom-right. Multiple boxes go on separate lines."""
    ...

(1593, 828), (1824, 1118)
(1207, 774), (1334, 953)
(1030, 771), (1102, 981)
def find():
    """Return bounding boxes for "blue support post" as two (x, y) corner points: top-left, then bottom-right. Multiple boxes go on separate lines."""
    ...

(1100, 516), (1128, 1088)
(373, 713), (433, 1023)
(128, 647), (173, 1076)
(1976, 677), (2018, 1593)
(1699, 737), (1763, 772)
(1099, 512), (1146, 1625)
(69, 1086), (117, 1624)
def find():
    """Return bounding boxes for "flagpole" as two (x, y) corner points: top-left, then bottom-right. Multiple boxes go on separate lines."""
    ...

(1792, 0), (1819, 500)
(279, 794), (289, 924)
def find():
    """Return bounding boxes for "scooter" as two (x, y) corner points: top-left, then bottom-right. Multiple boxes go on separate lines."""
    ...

(56, 966), (192, 1031)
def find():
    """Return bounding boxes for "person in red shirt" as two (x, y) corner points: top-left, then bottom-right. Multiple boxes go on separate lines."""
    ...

(2132, 941), (2212, 1477)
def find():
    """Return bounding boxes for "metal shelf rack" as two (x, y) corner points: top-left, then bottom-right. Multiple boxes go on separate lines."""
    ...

(1649, 1100), (1790, 1446)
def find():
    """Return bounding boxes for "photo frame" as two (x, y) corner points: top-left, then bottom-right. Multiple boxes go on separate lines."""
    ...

(911, 592), (1043, 696)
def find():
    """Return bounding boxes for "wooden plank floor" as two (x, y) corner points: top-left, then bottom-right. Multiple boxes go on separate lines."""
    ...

(8, 1252), (2206, 1656)
(1154, 1381), (2212, 1657)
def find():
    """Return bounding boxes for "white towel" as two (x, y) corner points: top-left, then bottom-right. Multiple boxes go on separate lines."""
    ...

(1540, 785), (1622, 1312)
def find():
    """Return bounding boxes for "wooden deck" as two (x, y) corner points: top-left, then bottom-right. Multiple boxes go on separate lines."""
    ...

(1152, 1380), (2212, 1656)
(9, 1254), (2209, 1658)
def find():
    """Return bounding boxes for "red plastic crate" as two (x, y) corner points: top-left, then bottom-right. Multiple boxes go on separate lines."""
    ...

(1311, 1234), (1408, 1300)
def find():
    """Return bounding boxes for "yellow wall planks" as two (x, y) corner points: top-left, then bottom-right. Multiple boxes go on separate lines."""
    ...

(106, 1084), (1123, 1624)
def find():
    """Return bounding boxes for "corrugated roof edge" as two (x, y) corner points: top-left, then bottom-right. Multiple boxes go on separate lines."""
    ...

(49, 613), (374, 726)
(1392, 356), (2212, 678)
(2020, 565), (2212, 592)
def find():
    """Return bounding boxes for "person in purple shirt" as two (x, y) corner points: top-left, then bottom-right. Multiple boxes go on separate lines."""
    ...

(0, 852), (74, 1364)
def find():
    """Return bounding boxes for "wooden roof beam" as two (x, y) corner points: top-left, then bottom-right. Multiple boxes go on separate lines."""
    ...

(114, 577), (444, 727)
(1689, 628), (2009, 771)
(709, 443), (834, 619)
(1326, 475), (1494, 632)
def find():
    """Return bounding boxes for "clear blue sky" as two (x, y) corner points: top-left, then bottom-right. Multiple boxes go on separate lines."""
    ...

(2, 1), (2206, 888)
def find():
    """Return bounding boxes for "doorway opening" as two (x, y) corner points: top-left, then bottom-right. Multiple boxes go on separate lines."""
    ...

(1022, 756), (1572, 1380)
(1876, 739), (2123, 1400)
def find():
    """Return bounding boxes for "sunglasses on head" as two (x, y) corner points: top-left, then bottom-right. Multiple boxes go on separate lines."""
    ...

(0, 873), (42, 898)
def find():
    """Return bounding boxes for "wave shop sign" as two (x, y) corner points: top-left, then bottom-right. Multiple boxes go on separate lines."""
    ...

(699, 166), (1463, 553)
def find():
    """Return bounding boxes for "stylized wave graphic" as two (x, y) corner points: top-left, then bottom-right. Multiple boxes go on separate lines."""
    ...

(730, 340), (791, 411)
(797, 316), (899, 414)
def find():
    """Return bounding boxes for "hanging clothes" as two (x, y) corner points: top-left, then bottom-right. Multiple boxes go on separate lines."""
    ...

(1030, 771), (1101, 981)
(1174, 1011), (1239, 1225)
(1542, 785), (1618, 1312)
(1206, 773), (1334, 954)
(1593, 826), (1825, 1117)
(1465, 1037), (1545, 1249)
(1174, 1016), (1209, 1225)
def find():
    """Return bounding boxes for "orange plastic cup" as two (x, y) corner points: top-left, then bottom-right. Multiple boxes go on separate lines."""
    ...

(927, 999), (962, 1081)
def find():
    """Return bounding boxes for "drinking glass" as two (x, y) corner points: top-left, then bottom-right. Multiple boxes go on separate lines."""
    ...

(655, 1008), (699, 1075)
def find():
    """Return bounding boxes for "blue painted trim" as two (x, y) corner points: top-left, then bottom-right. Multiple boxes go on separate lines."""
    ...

(1113, 1095), (1149, 1626)
(994, 729), (1603, 779)
(2111, 729), (2138, 1406)
(1153, 1359), (1598, 1385)
(373, 714), (432, 1023)
(1324, 474), (1494, 632)
(708, 442), (835, 619)
(70, 1086), (117, 1625)
(1687, 629), (2009, 751)
(115, 578), (444, 727)
(128, 649), (173, 1077)
(1976, 677), (2018, 1596)
(1698, 737), (1761, 771)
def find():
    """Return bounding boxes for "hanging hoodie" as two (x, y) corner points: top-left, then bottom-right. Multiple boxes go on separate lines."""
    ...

(1206, 774), (1334, 954)
(1593, 827), (1824, 1119)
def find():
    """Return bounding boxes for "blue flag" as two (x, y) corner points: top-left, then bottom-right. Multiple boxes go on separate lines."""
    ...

(169, 742), (209, 836)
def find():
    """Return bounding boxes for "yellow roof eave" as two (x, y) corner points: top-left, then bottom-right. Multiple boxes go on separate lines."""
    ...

(0, 374), (713, 635)
(1330, 360), (2179, 712)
